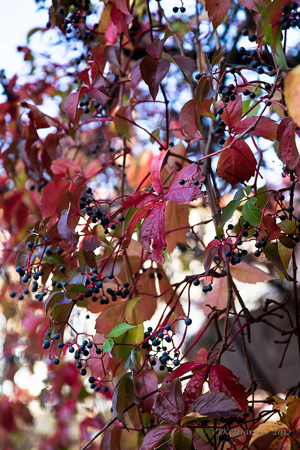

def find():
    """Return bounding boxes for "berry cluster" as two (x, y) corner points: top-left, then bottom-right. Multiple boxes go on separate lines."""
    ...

(280, 2), (300, 28)
(79, 187), (124, 232)
(142, 319), (192, 372)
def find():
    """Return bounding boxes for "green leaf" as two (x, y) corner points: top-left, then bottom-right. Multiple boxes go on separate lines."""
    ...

(27, 27), (43, 43)
(211, 44), (227, 67)
(261, 19), (274, 46)
(245, 186), (251, 196)
(103, 338), (115, 353)
(274, 26), (287, 72)
(217, 200), (241, 239)
(221, 200), (241, 224)
(242, 197), (262, 226)
(125, 347), (140, 371)
(234, 188), (244, 201)
(150, 128), (160, 144)
(108, 323), (135, 338)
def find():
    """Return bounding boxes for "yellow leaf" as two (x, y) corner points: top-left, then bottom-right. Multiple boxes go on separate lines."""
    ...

(249, 422), (289, 446)
(284, 65), (300, 128)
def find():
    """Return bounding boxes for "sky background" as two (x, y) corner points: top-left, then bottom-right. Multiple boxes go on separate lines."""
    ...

(0, 0), (50, 78)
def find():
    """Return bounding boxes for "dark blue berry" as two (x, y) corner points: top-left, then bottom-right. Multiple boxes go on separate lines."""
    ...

(185, 318), (192, 326)
(179, 179), (185, 185)
(59, 266), (65, 272)
(53, 358), (60, 365)
(43, 340), (50, 349)
(164, 324), (171, 331)
(53, 333), (60, 340)
(27, 242), (34, 249)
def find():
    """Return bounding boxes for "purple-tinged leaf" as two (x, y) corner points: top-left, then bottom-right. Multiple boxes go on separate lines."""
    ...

(131, 59), (143, 91)
(187, 391), (242, 418)
(179, 99), (203, 141)
(152, 379), (185, 425)
(86, 86), (110, 102)
(172, 55), (196, 79)
(139, 425), (173, 450)
(146, 39), (165, 60)
(57, 206), (78, 244)
(140, 200), (166, 264)
(68, 264), (87, 286)
(140, 57), (170, 101)
(104, 45), (121, 69)
(165, 164), (205, 204)
(150, 150), (168, 195)
(64, 86), (88, 126)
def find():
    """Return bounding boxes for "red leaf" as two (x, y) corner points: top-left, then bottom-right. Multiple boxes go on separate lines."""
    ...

(170, 120), (186, 140)
(208, 364), (248, 411)
(216, 137), (256, 186)
(183, 369), (207, 410)
(163, 362), (207, 384)
(91, 43), (106, 73)
(123, 203), (155, 249)
(150, 150), (168, 195)
(115, 0), (132, 16)
(135, 370), (158, 413)
(80, 415), (105, 442)
(237, 0), (263, 10)
(111, 2), (132, 38)
(205, 0), (231, 29)
(215, 95), (243, 129)
(203, 239), (221, 275)
(278, 120), (300, 176)
(100, 427), (122, 450)
(123, 191), (159, 208)
(153, 379), (185, 425)
(165, 164), (205, 204)
(179, 99), (203, 141)
(262, 215), (281, 240)
(21, 102), (58, 129)
(64, 86), (88, 126)
(139, 425), (173, 450)
(105, 22), (118, 45)
(187, 391), (243, 418)
(41, 179), (70, 220)
(80, 68), (91, 87)
(140, 200), (166, 264)
(234, 116), (278, 141)
(51, 157), (82, 176)
(140, 56), (170, 101)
